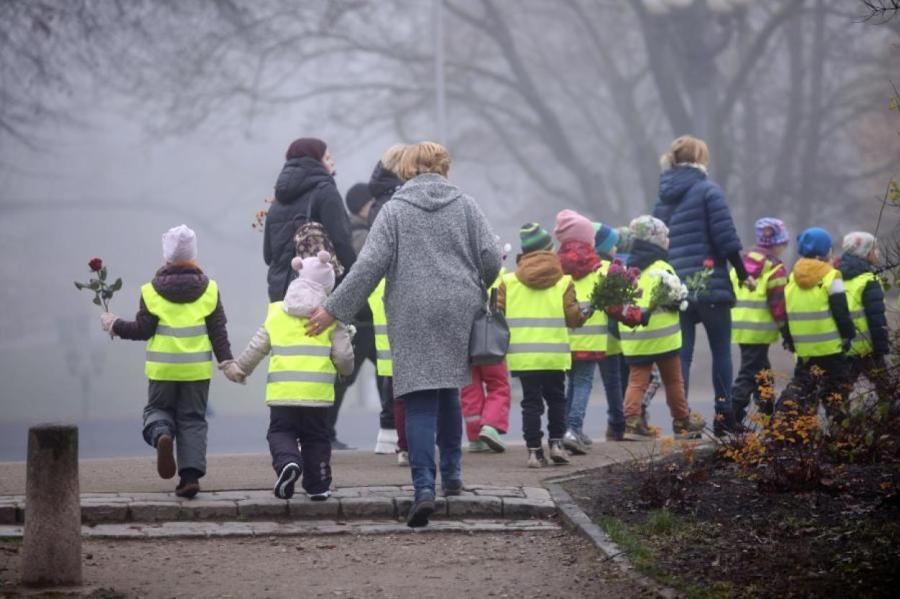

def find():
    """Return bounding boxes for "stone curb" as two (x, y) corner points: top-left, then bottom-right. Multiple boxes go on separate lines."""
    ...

(0, 519), (560, 540)
(545, 482), (678, 599)
(0, 485), (557, 525)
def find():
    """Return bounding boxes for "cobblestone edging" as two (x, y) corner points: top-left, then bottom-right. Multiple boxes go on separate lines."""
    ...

(0, 485), (556, 526)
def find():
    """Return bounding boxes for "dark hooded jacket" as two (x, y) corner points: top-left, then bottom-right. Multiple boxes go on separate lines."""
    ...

(366, 161), (405, 227)
(839, 253), (889, 357)
(264, 157), (355, 302)
(113, 263), (232, 363)
(652, 166), (746, 306)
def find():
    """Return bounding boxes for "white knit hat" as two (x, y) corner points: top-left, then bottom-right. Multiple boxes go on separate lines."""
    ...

(291, 251), (335, 292)
(162, 225), (197, 263)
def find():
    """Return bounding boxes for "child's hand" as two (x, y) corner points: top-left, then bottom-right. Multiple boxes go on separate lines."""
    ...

(219, 360), (247, 384)
(100, 312), (119, 333)
(742, 276), (758, 292)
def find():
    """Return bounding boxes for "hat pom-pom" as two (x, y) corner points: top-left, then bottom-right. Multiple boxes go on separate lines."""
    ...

(317, 250), (331, 264)
(291, 257), (304, 272)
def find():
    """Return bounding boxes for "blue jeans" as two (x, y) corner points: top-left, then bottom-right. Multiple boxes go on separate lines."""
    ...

(565, 359), (625, 434)
(680, 303), (733, 416)
(401, 388), (462, 502)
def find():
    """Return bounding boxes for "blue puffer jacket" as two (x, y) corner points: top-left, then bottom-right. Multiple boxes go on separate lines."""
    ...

(652, 166), (743, 306)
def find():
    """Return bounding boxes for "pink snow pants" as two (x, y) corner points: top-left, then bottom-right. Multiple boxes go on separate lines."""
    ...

(460, 362), (511, 441)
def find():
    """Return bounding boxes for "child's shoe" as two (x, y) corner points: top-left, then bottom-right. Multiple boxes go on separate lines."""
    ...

(478, 425), (506, 453)
(374, 428), (398, 454)
(605, 429), (624, 442)
(156, 433), (176, 480)
(273, 462), (302, 499)
(548, 439), (571, 465)
(673, 414), (705, 440)
(406, 496), (435, 528)
(175, 469), (201, 499)
(467, 440), (490, 453)
(442, 479), (464, 496)
(579, 431), (594, 446)
(624, 416), (657, 441)
(397, 450), (409, 466)
(562, 429), (588, 455)
(527, 447), (548, 468)
(308, 490), (332, 502)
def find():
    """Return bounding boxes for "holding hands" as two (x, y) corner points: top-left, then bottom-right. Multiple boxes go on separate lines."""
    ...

(219, 360), (247, 384)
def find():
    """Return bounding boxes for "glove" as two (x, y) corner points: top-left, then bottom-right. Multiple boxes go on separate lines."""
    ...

(100, 312), (119, 333)
(345, 323), (357, 340)
(219, 360), (247, 384)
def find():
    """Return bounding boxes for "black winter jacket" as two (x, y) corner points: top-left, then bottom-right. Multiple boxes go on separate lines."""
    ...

(366, 161), (404, 227)
(839, 253), (890, 358)
(264, 157), (355, 302)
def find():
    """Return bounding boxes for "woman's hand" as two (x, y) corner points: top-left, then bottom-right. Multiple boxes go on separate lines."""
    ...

(743, 275), (758, 292)
(306, 307), (336, 336)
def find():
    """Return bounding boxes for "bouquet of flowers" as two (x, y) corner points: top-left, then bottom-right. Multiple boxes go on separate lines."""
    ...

(683, 257), (715, 300)
(647, 269), (689, 313)
(74, 258), (122, 311)
(590, 259), (642, 312)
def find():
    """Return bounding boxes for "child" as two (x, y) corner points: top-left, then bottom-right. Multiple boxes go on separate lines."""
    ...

(100, 225), (232, 498)
(838, 232), (890, 390)
(730, 218), (790, 420)
(227, 252), (354, 500)
(778, 228), (855, 419)
(617, 216), (704, 441)
(497, 223), (588, 467)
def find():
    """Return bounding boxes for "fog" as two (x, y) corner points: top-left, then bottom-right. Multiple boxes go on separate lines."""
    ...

(1, 0), (897, 459)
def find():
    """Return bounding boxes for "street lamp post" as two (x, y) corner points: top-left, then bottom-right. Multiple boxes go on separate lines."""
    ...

(433, 0), (447, 145)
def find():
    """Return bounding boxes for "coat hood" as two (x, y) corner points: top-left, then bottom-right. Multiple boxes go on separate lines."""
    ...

(558, 240), (600, 280)
(392, 173), (462, 212)
(838, 253), (873, 281)
(282, 278), (328, 318)
(274, 156), (335, 205)
(627, 239), (669, 271)
(514, 251), (564, 290)
(743, 247), (780, 279)
(658, 166), (707, 206)
(368, 161), (404, 202)
(152, 263), (209, 303)
(792, 257), (836, 289)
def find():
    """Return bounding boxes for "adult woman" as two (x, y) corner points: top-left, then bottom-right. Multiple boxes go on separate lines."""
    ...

(307, 142), (501, 527)
(264, 137), (356, 302)
(652, 136), (754, 435)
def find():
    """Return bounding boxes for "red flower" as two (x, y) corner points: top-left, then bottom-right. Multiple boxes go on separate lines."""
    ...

(88, 258), (103, 272)
(702, 258), (714, 270)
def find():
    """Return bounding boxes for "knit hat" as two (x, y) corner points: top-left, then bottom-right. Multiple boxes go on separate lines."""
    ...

(345, 183), (371, 215)
(629, 215), (669, 248)
(519, 223), (553, 254)
(842, 231), (876, 259)
(796, 227), (833, 258)
(162, 224), (197, 263)
(285, 137), (327, 161)
(552, 209), (594, 245)
(593, 222), (620, 256)
(615, 226), (634, 253)
(755, 217), (789, 248)
(291, 251), (335, 292)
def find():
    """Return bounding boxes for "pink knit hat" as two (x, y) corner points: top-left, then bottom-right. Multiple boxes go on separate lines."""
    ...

(553, 209), (594, 245)
(291, 251), (335, 292)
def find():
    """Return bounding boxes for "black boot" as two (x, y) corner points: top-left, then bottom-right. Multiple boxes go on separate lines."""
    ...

(175, 468), (202, 499)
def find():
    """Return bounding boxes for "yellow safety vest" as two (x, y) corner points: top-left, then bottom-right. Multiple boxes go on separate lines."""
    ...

(264, 302), (336, 406)
(845, 272), (878, 357)
(503, 272), (572, 372)
(619, 260), (682, 358)
(569, 270), (608, 353)
(730, 253), (782, 345)
(367, 279), (392, 377)
(785, 268), (843, 358)
(143, 280), (218, 381)
(489, 267), (507, 292)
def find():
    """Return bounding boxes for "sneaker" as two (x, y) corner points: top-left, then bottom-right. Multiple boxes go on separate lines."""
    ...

(406, 497), (436, 528)
(156, 433), (176, 480)
(624, 416), (657, 441)
(467, 440), (491, 453)
(374, 428), (399, 454)
(273, 462), (301, 499)
(605, 428), (625, 442)
(478, 425), (506, 453)
(527, 447), (548, 468)
(548, 439), (571, 465)
(442, 479), (464, 496)
(673, 413), (705, 440)
(562, 429), (588, 455)
(331, 438), (354, 450)
(308, 490), (332, 502)
(397, 451), (409, 466)
(579, 431), (594, 446)
(175, 470), (200, 499)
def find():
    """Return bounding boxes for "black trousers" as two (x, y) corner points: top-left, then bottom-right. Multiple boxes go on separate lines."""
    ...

(518, 372), (567, 448)
(775, 354), (852, 421)
(732, 344), (773, 416)
(267, 406), (332, 495)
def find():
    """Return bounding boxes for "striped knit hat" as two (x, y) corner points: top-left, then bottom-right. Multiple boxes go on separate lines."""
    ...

(519, 223), (553, 254)
(592, 222), (620, 255)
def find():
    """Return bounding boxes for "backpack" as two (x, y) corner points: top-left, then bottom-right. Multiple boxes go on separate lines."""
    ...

(280, 184), (345, 293)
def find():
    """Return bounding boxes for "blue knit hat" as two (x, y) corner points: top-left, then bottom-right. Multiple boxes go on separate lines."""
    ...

(796, 227), (833, 258)
(592, 222), (620, 255)
(519, 223), (553, 254)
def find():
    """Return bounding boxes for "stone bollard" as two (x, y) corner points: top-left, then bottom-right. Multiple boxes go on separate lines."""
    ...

(22, 424), (82, 587)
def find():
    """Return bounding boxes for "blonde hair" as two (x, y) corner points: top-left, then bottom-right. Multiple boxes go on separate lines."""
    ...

(380, 144), (407, 173)
(395, 141), (451, 181)
(660, 135), (710, 172)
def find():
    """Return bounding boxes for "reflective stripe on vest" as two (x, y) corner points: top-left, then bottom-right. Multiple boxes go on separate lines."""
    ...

(142, 280), (218, 381)
(730, 255), (780, 345)
(265, 302), (336, 405)
(620, 260), (682, 358)
(367, 279), (392, 377)
(503, 272), (572, 371)
(568, 270), (608, 353)
(785, 268), (842, 358)
(845, 271), (878, 357)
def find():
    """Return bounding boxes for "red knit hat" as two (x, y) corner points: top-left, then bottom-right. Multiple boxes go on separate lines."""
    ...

(286, 138), (327, 161)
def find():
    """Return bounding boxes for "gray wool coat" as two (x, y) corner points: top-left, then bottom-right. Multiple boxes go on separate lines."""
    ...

(323, 173), (501, 398)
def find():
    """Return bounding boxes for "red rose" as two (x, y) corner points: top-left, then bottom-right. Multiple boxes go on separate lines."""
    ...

(88, 258), (103, 272)
(703, 258), (714, 269)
